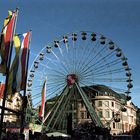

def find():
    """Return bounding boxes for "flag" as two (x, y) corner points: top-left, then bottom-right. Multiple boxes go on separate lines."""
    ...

(0, 83), (5, 101)
(0, 10), (17, 74)
(39, 80), (47, 119)
(7, 31), (31, 97)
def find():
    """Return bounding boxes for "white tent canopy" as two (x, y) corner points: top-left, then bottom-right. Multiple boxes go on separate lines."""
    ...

(46, 132), (71, 137)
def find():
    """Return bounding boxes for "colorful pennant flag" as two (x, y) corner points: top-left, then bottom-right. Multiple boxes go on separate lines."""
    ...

(7, 31), (31, 97)
(0, 10), (17, 74)
(39, 80), (47, 119)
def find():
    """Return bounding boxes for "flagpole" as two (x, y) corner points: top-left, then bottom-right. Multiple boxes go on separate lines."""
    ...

(41, 77), (47, 132)
(0, 8), (19, 139)
(20, 30), (32, 135)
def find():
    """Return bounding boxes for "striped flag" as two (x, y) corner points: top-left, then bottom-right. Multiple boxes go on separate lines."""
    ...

(7, 31), (31, 96)
(39, 80), (47, 119)
(0, 10), (17, 74)
(0, 83), (5, 101)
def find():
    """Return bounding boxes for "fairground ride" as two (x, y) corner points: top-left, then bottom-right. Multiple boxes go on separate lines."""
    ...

(26, 31), (133, 133)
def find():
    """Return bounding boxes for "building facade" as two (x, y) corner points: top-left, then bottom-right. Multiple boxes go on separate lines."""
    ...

(0, 83), (22, 126)
(76, 92), (137, 135)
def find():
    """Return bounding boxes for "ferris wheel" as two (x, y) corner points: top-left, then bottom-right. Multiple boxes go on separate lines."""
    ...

(26, 31), (132, 131)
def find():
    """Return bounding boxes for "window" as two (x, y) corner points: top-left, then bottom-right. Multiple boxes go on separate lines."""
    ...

(112, 111), (115, 118)
(87, 112), (90, 119)
(105, 101), (109, 106)
(131, 116), (133, 122)
(130, 108), (133, 113)
(111, 102), (114, 107)
(81, 112), (84, 119)
(98, 101), (102, 107)
(119, 123), (122, 129)
(116, 123), (122, 129)
(113, 122), (115, 129)
(98, 110), (103, 118)
(105, 110), (110, 118)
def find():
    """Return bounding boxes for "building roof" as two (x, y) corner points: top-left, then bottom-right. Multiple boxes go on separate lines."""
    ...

(46, 84), (126, 103)
(82, 84), (126, 101)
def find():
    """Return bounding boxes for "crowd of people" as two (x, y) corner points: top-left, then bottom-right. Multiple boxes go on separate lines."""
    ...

(2, 123), (140, 140)
(1, 131), (25, 140)
(1, 131), (71, 140)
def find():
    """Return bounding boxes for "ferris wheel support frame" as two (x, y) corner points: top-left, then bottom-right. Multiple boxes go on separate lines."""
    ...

(44, 83), (104, 131)
(51, 88), (73, 130)
(42, 86), (128, 131)
(75, 83), (103, 128)
(44, 86), (69, 131)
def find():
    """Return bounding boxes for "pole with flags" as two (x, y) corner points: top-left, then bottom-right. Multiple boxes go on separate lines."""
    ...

(7, 31), (32, 96)
(19, 31), (32, 135)
(0, 8), (19, 139)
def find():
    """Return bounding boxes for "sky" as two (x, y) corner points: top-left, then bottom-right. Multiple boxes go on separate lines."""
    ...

(0, 0), (140, 107)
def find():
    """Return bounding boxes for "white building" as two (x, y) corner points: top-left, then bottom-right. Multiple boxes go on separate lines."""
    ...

(76, 85), (137, 135)
(0, 84), (22, 125)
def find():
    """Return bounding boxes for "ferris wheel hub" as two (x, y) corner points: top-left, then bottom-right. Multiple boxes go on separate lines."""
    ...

(66, 74), (78, 87)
